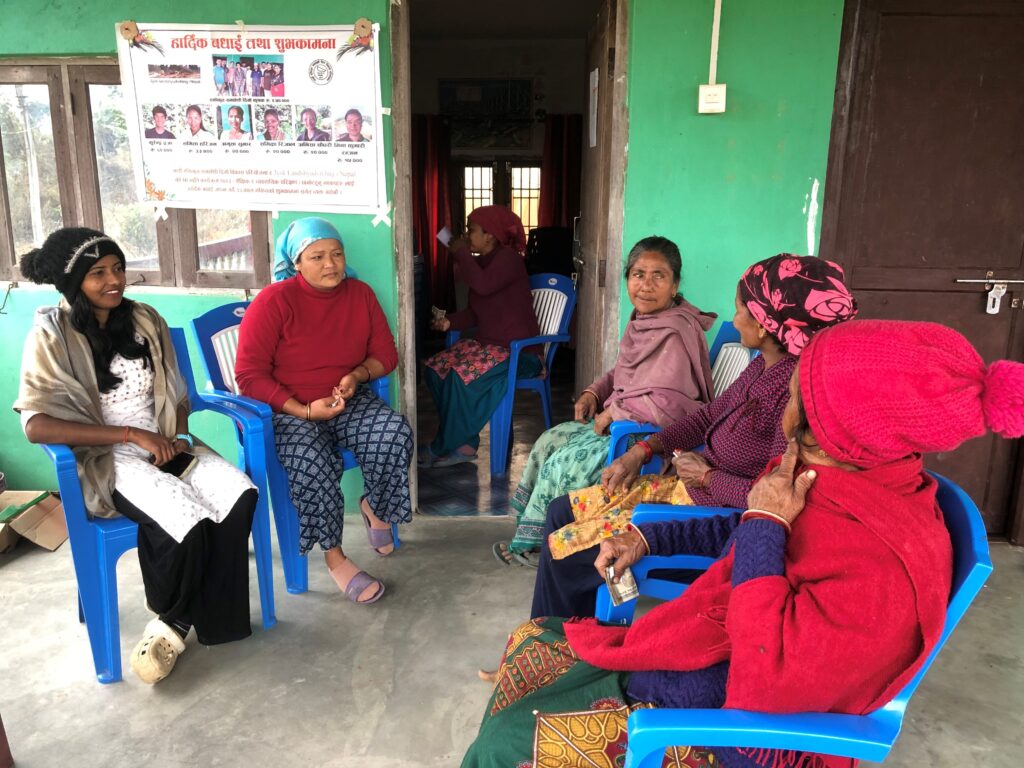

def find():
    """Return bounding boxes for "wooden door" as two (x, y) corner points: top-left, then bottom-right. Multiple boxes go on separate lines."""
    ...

(821, 0), (1024, 539)
(575, 0), (629, 390)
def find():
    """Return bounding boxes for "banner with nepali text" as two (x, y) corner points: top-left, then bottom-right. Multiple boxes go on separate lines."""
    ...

(116, 21), (387, 216)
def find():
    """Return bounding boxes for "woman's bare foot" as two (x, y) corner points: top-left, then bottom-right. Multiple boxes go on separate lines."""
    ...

(325, 548), (382, 603)
(477, 668), (499, 685)
(360, 498), (394, 556)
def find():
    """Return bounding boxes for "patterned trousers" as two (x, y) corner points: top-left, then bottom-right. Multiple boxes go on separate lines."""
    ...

(272, 388), (413, 554)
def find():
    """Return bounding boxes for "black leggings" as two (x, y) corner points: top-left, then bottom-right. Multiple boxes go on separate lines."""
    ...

(113, 488), (257, 645)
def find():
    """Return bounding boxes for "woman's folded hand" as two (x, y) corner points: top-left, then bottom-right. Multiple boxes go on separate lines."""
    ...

(574, 391), (598, 422)
(336, 375), (358, 400)
(129, 428), (179, 466)
(672, 451), (711, 487)
(601, 449), (644, 495)
(593, 410), (614, 435)
(593, 529), (648, 582)
(309, 396), (346, 421)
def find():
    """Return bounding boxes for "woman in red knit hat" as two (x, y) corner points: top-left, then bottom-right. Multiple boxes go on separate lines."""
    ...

(421, 206), (541, 468)
(461, 319), (1024, 768)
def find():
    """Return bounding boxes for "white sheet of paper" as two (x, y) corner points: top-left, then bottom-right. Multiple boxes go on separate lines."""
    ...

(436, 226), (453, 247)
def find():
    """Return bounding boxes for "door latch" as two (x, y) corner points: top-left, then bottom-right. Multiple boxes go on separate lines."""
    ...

(987, 283), (1007, 314)
(954, 276), (1024, 315)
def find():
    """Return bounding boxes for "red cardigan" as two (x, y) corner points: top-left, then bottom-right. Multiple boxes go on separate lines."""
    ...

(235, 275), (398, 411)
(565, 455), (952, 726)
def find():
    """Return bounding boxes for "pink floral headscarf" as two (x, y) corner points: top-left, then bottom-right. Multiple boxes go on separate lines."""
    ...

(738, 254), (857, 355)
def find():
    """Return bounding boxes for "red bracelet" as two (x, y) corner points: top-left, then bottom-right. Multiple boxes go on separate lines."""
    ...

(635, 440), (654, 464)
(123, 426), (130, 444)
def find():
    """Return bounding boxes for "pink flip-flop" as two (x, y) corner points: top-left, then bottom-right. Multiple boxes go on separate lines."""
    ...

(361, 507), (395, 557)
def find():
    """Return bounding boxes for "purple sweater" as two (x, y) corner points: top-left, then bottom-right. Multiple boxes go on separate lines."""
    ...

(628, 515), (789, 768)
(655, 355), (796, 508)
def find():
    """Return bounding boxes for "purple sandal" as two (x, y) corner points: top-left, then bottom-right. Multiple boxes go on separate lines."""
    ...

(361, 507), (395, 557)
(331, 566), (385, 605)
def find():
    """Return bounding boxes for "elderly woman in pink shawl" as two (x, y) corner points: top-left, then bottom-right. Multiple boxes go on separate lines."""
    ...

(494, 236), (716, 566)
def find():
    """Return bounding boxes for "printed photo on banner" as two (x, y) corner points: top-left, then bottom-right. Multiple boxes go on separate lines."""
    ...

(334, 107), (372, 142)
(296, 105), (331, 142)
(116, 22), (387, 214)
(143, 104), (177, 139)
(179, 103), (217, 143)
(255, 105), (292, 142)
(219, 104), (253, 141)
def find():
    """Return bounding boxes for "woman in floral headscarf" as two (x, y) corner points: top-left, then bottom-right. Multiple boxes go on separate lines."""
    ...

(420, 206), (540, 468)
(530, 254), (857, 619)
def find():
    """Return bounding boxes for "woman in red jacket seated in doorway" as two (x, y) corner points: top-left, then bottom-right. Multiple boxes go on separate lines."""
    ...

(235, 217), (413, 606)
(420, 206), (540, 468)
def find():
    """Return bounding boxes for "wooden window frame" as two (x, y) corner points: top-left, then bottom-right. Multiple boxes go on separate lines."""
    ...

(453, 157), (541, 232)
(0, 58), (271, 288)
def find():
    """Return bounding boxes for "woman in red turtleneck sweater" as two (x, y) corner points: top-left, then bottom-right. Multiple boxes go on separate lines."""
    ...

(235, 217), (412, 606)
(421, 206), (540, 468)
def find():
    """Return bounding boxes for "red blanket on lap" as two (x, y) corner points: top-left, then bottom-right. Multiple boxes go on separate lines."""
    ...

(565, 455), (952, 719)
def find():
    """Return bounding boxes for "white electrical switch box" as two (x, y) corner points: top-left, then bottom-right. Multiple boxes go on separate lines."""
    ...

(698, 83), (727, 114)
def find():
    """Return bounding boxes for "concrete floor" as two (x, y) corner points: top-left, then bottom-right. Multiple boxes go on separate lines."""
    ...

(3, 359), (1023, 766)
(2, 523), (1022, 767)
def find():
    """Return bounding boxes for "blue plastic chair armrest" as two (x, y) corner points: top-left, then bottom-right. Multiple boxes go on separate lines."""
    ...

(508, 334), (570, 352)
(632, 503), (735, 525)
(627, 707), (900, 763)
(41, 443), (78, 479)
(190, 392), (266, 434)
(198, 388), (273, 419)
(369, 374), (389, 404)
(608, 420), (659, 464)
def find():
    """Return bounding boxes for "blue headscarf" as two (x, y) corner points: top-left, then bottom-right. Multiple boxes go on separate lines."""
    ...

(273, 217), (344, 282)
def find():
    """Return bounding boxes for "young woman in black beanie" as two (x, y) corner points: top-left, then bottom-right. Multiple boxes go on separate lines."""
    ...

(13, 227), (258, 684)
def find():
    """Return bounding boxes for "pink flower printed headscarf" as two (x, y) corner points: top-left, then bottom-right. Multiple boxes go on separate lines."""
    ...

(738, 254), (857, 355)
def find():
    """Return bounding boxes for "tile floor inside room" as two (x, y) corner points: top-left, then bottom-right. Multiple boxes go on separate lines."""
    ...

(2, 353), (1023, 766)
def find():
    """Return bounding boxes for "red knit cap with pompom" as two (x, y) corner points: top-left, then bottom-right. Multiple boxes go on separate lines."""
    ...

(983, 360), (1024, 438)
(798, 320), (1019, 468)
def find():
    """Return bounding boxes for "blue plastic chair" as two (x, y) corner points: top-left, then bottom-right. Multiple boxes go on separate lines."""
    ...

(40, 327), (276, 684)
(191, 301), (399, 596)
(595, 472), (993, 767)
(444, 273), (577, 477)
(606, 320), (756, 471)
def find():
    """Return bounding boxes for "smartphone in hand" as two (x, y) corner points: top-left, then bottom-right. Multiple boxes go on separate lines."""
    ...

(158, 451), (198, 479)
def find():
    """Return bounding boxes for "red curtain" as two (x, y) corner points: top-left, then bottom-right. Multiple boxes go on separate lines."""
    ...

(538, 114), (583, 228)
(411, 115), (454, 310)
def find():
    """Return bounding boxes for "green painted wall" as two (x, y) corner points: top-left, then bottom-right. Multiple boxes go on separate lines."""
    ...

(1, 1), (396, 494)
(621, 0), (844, 333)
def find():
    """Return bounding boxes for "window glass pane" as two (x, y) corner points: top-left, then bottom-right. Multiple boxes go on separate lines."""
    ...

(510, 164), (541, 234)
(196, 209), (254, 272)
(463, 165), (493, 225)
(89, 84), (159, 270)
(0, 84), (64, 256)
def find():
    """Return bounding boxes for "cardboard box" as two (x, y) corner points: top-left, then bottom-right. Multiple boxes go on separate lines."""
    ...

(0, 491), (68, 553)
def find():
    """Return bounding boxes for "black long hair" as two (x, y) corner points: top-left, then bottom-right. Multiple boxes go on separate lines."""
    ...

(68, 294), (153, 393)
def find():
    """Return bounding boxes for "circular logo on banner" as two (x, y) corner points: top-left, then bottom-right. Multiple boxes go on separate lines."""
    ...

(308, 59), (333, 85)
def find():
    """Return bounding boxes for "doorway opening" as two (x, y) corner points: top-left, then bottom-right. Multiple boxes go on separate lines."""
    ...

(403, 0), (626, 507)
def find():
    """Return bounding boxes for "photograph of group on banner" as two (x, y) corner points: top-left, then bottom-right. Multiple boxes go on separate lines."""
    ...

(116, 21), (387, 215)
